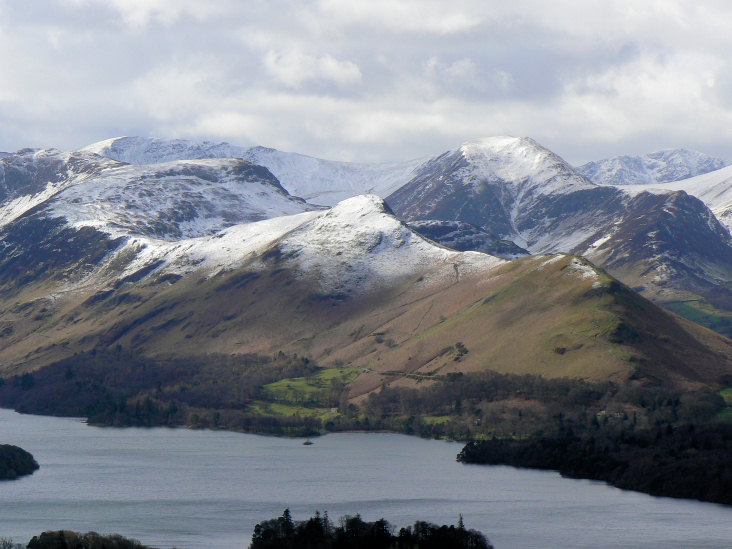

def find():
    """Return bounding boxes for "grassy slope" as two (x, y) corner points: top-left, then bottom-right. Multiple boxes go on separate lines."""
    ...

(2, 253), (731, 401)
(325, 255), (732, 397)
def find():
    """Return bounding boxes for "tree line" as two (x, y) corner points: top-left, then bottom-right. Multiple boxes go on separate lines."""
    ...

(250, 509), (492, 549)
(458, 422), (732, 504)
(0, 348), (727, 443)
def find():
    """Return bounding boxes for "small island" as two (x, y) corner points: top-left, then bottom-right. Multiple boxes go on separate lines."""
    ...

(0, 444), (39, 480)
(2, 513), (491, 549)
(250, 509), (493, 549)
(25, 531), (150, 549)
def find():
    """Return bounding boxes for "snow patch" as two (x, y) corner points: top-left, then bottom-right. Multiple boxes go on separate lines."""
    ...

(0, 181), (66, 227)
(587, 234), (612, 250)
(538, 254), (565, 269)
(279, 195), (503, 294)
(568, 258), (598, 280)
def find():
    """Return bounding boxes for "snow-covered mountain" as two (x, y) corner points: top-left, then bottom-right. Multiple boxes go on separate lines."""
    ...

(105, 195), (503, 296)
(0, 148), (318, 241)
(71, 135), (732, 315)
(82, 136), (248, 164)
(386, 136), (732, 315)
(83, 136), (425, 206)
(388, 136), (612, 252)
(3, 134), (732, 341)
(577, 149), (728, 186)
(614, 165), (732, 233)
(47, 158), (319, 240)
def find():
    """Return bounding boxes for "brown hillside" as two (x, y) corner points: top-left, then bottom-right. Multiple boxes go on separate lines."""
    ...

(1, 252), (730, 398)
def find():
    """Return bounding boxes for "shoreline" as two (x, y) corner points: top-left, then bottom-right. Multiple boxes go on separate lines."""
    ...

(3, 406), (731, 507)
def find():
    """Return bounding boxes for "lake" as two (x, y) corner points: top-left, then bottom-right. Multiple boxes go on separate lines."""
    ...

(0, 408), (730, 548)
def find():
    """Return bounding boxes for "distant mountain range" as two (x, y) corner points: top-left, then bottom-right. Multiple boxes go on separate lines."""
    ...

(0, 135), (731, 393)
(577, 149), (728, 186)
(83, 136), (425, 206)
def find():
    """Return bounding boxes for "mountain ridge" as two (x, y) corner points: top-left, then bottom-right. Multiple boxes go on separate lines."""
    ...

(82, 136), (426, 206)
(1, 135), (731, 383)
(613, 164), (732, 234)
(578, 148), (728, 186)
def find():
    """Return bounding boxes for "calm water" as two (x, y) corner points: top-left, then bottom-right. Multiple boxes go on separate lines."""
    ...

(0, 408), (730, 549)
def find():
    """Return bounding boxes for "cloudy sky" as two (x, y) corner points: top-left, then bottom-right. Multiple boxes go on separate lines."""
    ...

(0, 0), (730, 164)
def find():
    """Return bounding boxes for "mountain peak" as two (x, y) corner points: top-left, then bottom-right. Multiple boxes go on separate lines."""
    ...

(325, 193), (391, 217)
(459, 135), (537, 152)
(453, 135), (591, 192)
(458, 136), (548, 163)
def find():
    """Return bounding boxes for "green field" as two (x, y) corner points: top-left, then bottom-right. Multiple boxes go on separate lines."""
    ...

(247, 400), (341, 421)
(421, 415), (452, 425)
(262, 366), (360, 405)
(716, 388), (732, 422)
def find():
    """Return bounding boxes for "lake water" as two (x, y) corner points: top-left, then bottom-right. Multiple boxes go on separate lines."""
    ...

(0, 408), (730, 549)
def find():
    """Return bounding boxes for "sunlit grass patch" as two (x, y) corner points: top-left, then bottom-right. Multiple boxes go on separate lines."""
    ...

(247, 400), (340, 421)
(262, 367), (360, 403)
(421, 415), (451, 425)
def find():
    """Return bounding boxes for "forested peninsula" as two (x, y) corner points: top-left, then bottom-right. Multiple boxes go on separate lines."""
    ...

(458, 423), (732, 505)
(0, 444), (38, 480)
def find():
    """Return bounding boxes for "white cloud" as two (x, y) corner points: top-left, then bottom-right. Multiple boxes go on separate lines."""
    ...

(191, 111), (262, 142)
(424, 57), (514, 97)
(67, 0), (226, 28)
(263, 50), (362, 88)
(132, 65), (213, 121)
(563, 51), (727, 138)
(316, 0), (481, 34)
(426, 58), (478, 83)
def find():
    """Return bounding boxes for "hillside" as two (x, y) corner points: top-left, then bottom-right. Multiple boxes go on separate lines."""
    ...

(386, 137), (732, 336)
(1, 195), (729, 394)
(0, 138), (730, 388)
